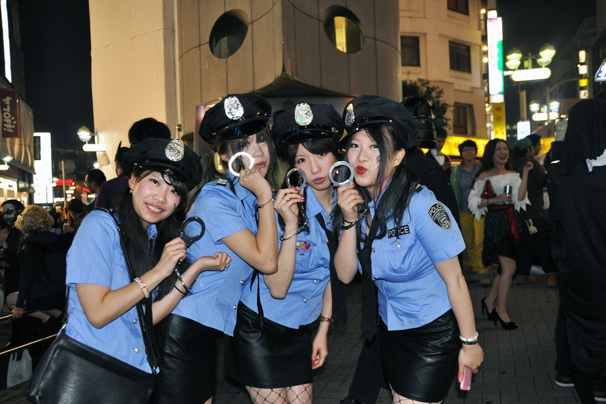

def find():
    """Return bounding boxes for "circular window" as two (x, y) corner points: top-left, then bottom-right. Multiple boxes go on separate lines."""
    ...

(209, 10), (248, 59)
(323, 6), (365, 54)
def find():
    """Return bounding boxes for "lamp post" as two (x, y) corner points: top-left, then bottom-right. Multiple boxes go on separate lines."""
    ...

(77, 126), (106, 152)
(506, 44), (556, 124)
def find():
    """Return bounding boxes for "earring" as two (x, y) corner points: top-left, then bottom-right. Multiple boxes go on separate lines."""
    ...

(129, 189), (133, 194)
(214, 152), (226, 174)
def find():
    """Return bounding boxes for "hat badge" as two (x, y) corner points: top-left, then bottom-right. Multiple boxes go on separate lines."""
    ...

(224, 96), (244, 120)
(165, 139), (185, 162)
(295, 103), (313, 126)
(345, 103), (355, 127)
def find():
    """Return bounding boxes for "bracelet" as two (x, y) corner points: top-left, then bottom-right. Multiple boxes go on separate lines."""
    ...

(459, 331), (479, 345)
(255, 197), (273, 210)
(173, 268), (192, 296)
(341, 215), (363, 230)
(280, 230), (297, 241)
(133, 277), (150, 299)
(319, 316), (334, 325)
(174, 284), (188, 295)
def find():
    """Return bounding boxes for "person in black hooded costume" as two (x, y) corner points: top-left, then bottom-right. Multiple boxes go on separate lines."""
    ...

(555, 96), (606, 404)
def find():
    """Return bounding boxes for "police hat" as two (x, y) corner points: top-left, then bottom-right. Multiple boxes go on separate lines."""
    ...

(122, 138), (202, 189)
(341, 95), (419, 149)
(198, 92), (271, 145)
(271, 103), (343, 156)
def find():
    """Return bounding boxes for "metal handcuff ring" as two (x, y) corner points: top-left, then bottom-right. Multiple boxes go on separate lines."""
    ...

(329, 161), (355, 188)
(285, 168), (307, 191)
(179, 216), (206, 248)
(228, 152), (255, 177)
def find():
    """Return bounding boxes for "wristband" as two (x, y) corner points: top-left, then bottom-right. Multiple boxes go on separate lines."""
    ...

(134, 277), (150, 299)
(256, 197), (273, 210)
(459, 331), (479, 345)
(319, 316), (334, 325)
(174, 268), (192, 296)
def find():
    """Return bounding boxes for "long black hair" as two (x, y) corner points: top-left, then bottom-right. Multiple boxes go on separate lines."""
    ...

(333, 123), (418, 244)
(117, 167), (191, 301)
(278, 137), (341, 233)
(199, 127), (279, 196)
(474, 139), (513, 182)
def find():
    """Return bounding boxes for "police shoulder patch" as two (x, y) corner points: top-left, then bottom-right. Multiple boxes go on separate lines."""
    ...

(217, 178), (228, 186)
(428, 202), (451, 231)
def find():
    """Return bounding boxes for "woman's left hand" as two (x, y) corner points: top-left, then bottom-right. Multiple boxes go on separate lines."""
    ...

(12, 307), (24, 319)
(458, 343), (484, 382)
(311, 332), (328, 369)
(523, 161), (534, 174)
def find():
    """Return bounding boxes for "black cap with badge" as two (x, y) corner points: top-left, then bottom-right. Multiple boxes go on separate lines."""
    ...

(341, 95), (420, 149)
(122, 138), (202, 189)
(271, 103), (343, 157)
(198, 92), (272, 145)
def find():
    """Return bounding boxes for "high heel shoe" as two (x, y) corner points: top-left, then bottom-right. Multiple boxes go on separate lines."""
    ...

(492, 310), (518, 330)
(480, 297), (495, 321)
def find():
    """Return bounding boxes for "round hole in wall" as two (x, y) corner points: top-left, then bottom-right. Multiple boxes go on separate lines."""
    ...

(209, 10), (248, 59)
(323, 6), (365, 54)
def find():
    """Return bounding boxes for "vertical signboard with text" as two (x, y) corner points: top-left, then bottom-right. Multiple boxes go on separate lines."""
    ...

(0, 88), (19, 138)
(493, 103), (506, 139)
(33, 132), (53, 204)
(487, 17), (504, 95)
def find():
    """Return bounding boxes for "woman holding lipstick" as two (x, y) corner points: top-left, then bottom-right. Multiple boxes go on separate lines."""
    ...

(334, 95), (483, 404)
(232, 103), (346, 404)
(153, 93), (282, 404)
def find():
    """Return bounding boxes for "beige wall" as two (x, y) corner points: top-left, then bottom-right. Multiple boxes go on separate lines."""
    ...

(400, 0), (486, 138)
(89, 0), (178, 174)
(179, 0), (401, 138)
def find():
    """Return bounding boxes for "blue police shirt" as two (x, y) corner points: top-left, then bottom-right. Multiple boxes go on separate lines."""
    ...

(240, 188), (334, 329)
(172, 175), (257, 336)
(65, 210), (157, 373)
(360, 186), (465, 331)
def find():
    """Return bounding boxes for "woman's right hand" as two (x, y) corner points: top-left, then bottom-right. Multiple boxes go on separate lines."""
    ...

(238, 168), (272, 201)
(156, 237), (187, 278)
(337, 184), (365, 222)
(274, 188), (304, 229)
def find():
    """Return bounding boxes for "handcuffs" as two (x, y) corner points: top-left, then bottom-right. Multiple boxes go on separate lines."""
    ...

(329, 161), (355, 187)
(174, 216), (206, 295)
(228, 152), (255, 177)
(285, 168), (307, 191)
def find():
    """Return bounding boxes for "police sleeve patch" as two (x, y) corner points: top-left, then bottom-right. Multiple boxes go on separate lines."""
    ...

(217, 178), (228, 186)
(428, 202), (451, 231)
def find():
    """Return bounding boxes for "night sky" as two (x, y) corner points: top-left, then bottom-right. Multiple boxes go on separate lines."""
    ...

(15, 0), (598, 147)
(18, 0), (93, 150)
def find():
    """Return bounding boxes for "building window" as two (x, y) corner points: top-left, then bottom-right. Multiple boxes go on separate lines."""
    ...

(449, 41), (471, 73)
(447, 0), (468, 15)
(323, 6), (365, 54)
(401, 36), (420, 66)
(453, 104), (470, 135)
(209, 10), (248, 59)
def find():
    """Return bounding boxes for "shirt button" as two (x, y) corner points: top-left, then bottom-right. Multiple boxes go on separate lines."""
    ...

(135, 347), (140, 353)
(396, 242), (401, 248)
(240, 280), (245, 285)
(300, 253), (305, 256)
(323, 265), (327, 269)
(372, 248), (375, 253)
(302, 299), (307, 303)
(373, 276), (378, 280)
(326, 221), (331, 225)
(232, 305), (237, 310)
(313, 280), (318, 284)
(133, 319), (138, 324)
(326, 237), (329, 243)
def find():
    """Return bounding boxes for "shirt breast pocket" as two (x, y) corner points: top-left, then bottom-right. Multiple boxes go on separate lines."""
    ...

(294, 239), (314, 274)
(379, 236), (418, 280)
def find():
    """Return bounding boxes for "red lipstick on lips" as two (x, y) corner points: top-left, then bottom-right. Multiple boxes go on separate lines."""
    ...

(356, 166), (367, 174)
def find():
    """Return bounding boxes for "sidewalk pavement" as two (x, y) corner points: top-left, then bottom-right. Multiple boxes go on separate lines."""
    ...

(0, 272), (578, 404)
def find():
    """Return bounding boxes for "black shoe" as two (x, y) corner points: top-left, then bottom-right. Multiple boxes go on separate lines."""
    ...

(492, 310), (518, 330)
(480, 297), (495, 321)
(340, 396), (364, 404)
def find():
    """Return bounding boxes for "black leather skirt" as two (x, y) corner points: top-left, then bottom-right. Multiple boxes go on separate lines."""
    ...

(233, 302), (313, 388)
(152, 314), (223, 404)
(380, 309), (461, 402)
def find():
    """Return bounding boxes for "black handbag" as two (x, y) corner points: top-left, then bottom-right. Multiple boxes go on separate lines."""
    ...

(26, 211), (159, 404)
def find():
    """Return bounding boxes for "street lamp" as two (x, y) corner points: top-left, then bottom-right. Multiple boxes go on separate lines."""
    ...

(529, 102), (540, 113)
(78, 126), (106, 152)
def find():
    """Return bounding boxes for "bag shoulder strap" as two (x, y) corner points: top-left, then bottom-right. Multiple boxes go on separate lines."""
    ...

(102, 208), (159, 374)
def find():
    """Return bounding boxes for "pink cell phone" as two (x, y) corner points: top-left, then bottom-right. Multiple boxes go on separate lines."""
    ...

(460, 366), (472, 391)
